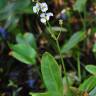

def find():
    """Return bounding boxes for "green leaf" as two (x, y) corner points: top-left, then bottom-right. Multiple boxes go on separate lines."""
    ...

(29, 92), (50, 96)
(73, 0), (87, 12)
(20, 6), (33, 14)
(79, 76), (96, 92)
(14, 0), (31, 12)
(0, 3), (15, 21)
(4, 15), (19, 29)
(89, 87), (96, 96)
(16, 33), (37, 49)
(10, 44), (36, 65)
(0, 0), (6, 9)
(85, 65), (96, 75)
(16, 33), (26, 43)
(41, 52), (63, 96)
(65, 90), (74, 96)
(61, 32), (85, 53)
(0, 0), (31, 21)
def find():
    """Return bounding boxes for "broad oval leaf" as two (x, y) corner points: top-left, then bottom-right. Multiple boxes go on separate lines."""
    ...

(61, 31), (85, 54)
(16, 33), (26, 44)
(16, 33), (37, 49)
(10, 44), (36, 65)
(85, 65), (96, 75)
(41, 52), (63, 96)
(79, 76), (96, 92)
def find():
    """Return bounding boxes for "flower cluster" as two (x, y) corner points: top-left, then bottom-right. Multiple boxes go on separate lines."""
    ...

(33, 2), (53, 24)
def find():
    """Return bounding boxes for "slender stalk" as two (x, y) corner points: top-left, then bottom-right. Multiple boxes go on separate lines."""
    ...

(46, 21), (70, 88)
(47, 21), (57, 40)
(77, 5), (86, 82)
(77, 53), (81, 82)
(56, 39), (70, 88)
(57, 22), (62, 40)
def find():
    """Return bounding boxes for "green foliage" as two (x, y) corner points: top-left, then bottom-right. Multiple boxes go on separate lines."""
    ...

(41, 52), (63, 96)
(10, 32), (37, 65)
(0, 0), (32, 21)
(73, 0), (87, 12)
(13, 0), (31, 12)
(79, 76), (96, 92)
(16, 33), (37, 49)
(10, 44), (36, 65)
(61, 31), (85, 54)
(29, 92), (50, 96)
(0, 0), (6, 9)
(0, 4), (14, 21)
(1, 0), (96, 95)
(85, 65), (96, 75)
(89, 87), (96, 96)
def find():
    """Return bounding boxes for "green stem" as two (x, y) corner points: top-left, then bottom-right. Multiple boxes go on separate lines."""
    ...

(47, 21), (56, 40)
(77, 53), (81, 82)
(57, 23), (62, 40)
(56, 39), (70, 89)
(46, 21), (70, 89)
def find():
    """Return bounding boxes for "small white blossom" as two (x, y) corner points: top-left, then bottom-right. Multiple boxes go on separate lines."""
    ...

(40, 12), (53, 24)
(33, 3), (40, 14)
(40, 18), (47, 24)
(32, 1), (53, 24)
(40, 2), (48, 12)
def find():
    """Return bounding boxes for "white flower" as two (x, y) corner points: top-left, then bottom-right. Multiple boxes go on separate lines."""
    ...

(40, 13), (45, 18)
(40, 12), (53, 24)
(32, 2), (53, 24)
(40, 2), (48, 12)
(33, 3), (40, 14)
(40, 18), (47, 24)
(46, 12), (53, 20)
(33, 2), (48, 13)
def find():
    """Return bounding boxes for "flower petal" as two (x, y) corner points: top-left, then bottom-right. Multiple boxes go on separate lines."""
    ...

(40, 2), (48, 12)
(33, 6), (39, 13)
(36, 3), (40, 8)
(46, 12), (53, 17)
(33, 3), (40, 14)
(46, 12), (53, 20)
(40, 18), (46, 24)
(40, 13), (46, 18)
(46, 15), (50, 20)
